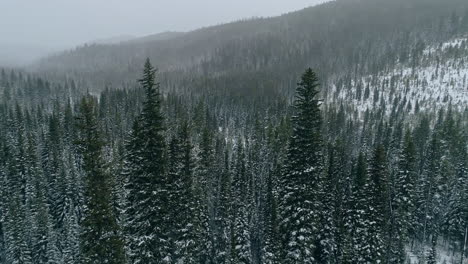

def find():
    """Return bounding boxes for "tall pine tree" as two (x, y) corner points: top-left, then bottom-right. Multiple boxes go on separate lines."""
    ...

(76, 95), (125, 264)
(124, 59), (170, 263)
(279, 68), (325, 263)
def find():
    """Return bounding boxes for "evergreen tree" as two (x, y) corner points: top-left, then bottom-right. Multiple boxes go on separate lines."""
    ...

(279, 68), (325, 263)
(230, 141), (252, 264)
(261, 166), (281, 264)
(168, 120), (201, 263)
(124, 59), (170, 263)
(365, 145), (389, 263)
(216, 147), (232, 264)
(26, 133), (50, 264)
(194, 127), (215, 263)
(415, 133), (442, 247)
(392, 130), (417, 263)
(75, 95), (125, 264)
(343, 152), (369, 263)
(3, 106), (33, 264)
(323, 141), (347, 263)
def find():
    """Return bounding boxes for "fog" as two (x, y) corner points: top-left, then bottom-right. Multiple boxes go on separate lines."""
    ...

(0, 0), (326, 66)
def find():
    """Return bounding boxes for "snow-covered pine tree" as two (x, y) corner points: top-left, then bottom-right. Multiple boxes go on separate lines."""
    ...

(279, 68), (325, 263)
(194, 127), (215, 263)
(3, 105), (33, 264)
(168, 120), (201, 263)
(261, 166), (281, 264)
(445, 118), (468, 261)
(216, 147), (232, 264)
(393, 130), (417, 263)
(26, 132), (50, 264)
(44, 109), (67, 234)
(124, 59), (171, 263)
(414, 133), (442, 248)
(0, 128), (7, 264)
(322, 140), (347, 263)
(343, 152), (369, 263)
(76, 95), (125, 263)
(230, 141), (252, 264)
(366, 145), (389, 263)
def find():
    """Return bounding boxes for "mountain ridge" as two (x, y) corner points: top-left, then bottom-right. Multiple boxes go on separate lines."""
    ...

(33, 0), (468, 102)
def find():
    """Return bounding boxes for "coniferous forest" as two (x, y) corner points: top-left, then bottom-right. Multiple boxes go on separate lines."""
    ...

(1, 0), (468, 263)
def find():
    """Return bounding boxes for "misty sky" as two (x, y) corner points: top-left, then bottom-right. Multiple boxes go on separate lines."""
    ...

(1, 0), (325, 49)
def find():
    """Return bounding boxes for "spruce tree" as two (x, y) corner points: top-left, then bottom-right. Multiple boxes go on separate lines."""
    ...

(343, 152), (369, 263)
(75, 95), (125, 264)
(415, 133), (442, 247)
(366, 145), (389, 263)
(279, 68), (325, 263)
(194, 127), (215, 263)
(323, 141), (347, 263)
(26, 133), (50, 264)
(167, 120), (201, 263)
(393, 130), (417, 263)
(3, 106), (33, 264)
(124, 59), (170, 263)
(216, 147), (232, 264)
(231, 141), (252, 264)
(261, 166), (281, 264)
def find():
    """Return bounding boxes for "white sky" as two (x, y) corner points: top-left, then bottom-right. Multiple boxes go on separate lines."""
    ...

(0, 0), (326, 48)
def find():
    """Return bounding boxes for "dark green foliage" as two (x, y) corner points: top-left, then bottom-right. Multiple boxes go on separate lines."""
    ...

(366, 145), (389, 263)
(392, 130), (417, 262)
(167, 121), (202, 263)
(124, 59), (170, 263)
(76, 95), (125, 263)
(279, 68), (325, 263)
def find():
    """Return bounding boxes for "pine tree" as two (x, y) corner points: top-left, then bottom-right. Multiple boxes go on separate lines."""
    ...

(216, 148), (234, 263)
(167, 120), (201, 263)
(76, 95), (125, 264)
(0, 133), (6, 264)
(392, 130), (417, 263)
(45, 108), (66, 232)
(343, 152), (369, 263)
(231, 141), (252, 264)
(3, 106), (33, 264)
(261, 165), (281, 264)
(124, 59), (171, 263)
(415, 133), (442, 247)
(323, 141), (347, 263)
(194, 127), (215, 263)
(26, 132), (50, 264)
(366, 145), (389, 263)
(279, 68), (325, 263)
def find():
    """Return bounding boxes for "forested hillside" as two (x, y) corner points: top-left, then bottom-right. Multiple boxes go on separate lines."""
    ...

(1, 0), (468, 263)
(36, 0), (468, 92)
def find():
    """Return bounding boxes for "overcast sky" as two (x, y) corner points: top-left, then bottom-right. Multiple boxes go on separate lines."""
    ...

(1, 0), (325, 49)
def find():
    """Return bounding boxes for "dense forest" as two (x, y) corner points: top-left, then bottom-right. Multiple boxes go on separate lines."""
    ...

(1, 0), (468, 263)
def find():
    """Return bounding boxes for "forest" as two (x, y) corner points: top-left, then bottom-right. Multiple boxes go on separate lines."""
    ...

(0, 59), (466, 263)
(1, 0), (468, 263)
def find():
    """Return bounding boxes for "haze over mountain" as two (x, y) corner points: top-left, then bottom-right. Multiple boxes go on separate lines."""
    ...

(0, 0), (326, 66)
(0, 43), (61, 67)
(35, 0), (468, 93)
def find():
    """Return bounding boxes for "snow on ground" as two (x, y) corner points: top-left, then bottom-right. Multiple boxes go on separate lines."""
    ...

(327, 36), (468, 118)
(407, 244), (467, 264)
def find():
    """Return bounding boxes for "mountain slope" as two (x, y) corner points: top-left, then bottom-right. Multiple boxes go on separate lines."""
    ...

(34, 0), (468, 92)
(326, 36), (468, 118)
